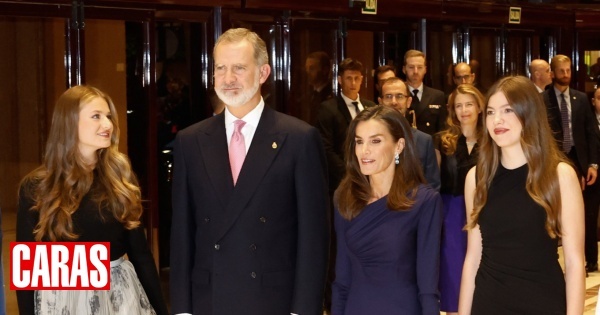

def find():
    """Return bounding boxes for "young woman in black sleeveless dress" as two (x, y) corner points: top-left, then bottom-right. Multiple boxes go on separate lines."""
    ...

(459, 76), (585, 315)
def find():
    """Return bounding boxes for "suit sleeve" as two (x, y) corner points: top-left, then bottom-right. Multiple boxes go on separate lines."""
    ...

(331, 209), (351, 315)
(170, 133), (195, 314)
(126, 226), (169, 315)
(423, 135), (441, 191)
(315, 103), (345, 193)
(291, 127), (330, 315)
(582, 97), (599, 165)
(416, 189), (443, 315)
(16, 183), (37, 315)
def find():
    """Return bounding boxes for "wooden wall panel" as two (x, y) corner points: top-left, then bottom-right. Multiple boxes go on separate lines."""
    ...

(84, 19), (129, 154)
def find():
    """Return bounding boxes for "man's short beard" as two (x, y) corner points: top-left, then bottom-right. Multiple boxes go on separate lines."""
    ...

(216, 70), (260, 108)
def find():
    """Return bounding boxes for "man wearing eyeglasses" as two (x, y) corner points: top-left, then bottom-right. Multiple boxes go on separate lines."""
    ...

(403, 50), (447, 136)
(452, 62), (475, 86)
(379, 77), (441, 191)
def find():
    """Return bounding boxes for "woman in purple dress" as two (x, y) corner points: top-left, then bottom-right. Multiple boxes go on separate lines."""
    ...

(436, 84), (484, 314)
(332, 106), (443, 315)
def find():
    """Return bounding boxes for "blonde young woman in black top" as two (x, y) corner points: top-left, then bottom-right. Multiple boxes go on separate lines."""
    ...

(17, 85), (168, 315)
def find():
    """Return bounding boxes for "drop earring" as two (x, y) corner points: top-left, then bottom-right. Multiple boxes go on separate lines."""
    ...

(394, 152), (400, 165)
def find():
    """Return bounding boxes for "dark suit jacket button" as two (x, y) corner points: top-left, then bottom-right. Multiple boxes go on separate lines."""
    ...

(259, 216), (267, 223)
(214, 244), (220, 250)
(251, 272), (257, 278)
(249, 244), (257, 251)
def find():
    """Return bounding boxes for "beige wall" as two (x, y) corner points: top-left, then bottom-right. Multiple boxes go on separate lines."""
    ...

(85, 19), (128, 154)
(0, 17), (127, 215)
(347, 30), (375, 103)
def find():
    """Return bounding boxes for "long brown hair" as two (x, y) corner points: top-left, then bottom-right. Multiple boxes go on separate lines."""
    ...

(439, 84), (485, 155)
(465, 76), (569, 238)
(20, 85), (143, 241)
(336, 106), (426, 220)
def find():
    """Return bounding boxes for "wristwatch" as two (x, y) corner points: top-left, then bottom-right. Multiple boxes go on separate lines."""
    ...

(590, 164), (599, 170)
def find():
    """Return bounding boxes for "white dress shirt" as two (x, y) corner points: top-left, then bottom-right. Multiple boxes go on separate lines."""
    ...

(340, 92), (364, 119)
(407, 83), (424, 102)
(224, 98), (265, 152)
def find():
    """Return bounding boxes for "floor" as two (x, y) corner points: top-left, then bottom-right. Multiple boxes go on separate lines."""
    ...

(2, 208), (600, 314)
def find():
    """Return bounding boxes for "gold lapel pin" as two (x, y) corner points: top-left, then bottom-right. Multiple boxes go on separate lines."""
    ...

(272, 142), (277, 149)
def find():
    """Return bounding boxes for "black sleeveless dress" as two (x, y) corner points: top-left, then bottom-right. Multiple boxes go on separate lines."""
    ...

(472, 163), (566, 315)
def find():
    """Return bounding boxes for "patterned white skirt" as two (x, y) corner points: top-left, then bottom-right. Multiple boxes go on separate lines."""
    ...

(34, 257), (157, 315)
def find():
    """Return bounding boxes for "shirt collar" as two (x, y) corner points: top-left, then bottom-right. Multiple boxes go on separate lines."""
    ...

(554, 86), (570, 98)
(340, 92), (360, 106)
(407, 83), (424, 93)
(224, 97), (265, 128)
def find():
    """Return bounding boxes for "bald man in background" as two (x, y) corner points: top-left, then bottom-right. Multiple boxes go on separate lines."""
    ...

(530, 59), (552, 93)
(452, 62), (475, 86)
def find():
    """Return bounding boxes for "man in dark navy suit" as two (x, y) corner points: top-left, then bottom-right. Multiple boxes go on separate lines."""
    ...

(543, 54), (600, 273)
(170, 28), (329, 315)
(379, 76), (441, 191)
(302, 51), (333, 125)
(402, 49), (447, 136)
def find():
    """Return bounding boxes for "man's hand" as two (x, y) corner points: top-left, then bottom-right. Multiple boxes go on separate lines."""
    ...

(587, 167), (598, 186)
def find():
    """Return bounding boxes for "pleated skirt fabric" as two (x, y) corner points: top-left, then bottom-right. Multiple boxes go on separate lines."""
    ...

(34, 257), (156, 315)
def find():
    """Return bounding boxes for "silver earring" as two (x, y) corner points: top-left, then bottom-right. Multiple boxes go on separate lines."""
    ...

(394, 152), (400, 165)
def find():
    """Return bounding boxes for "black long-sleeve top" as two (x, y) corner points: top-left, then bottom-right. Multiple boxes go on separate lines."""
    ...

(16, 179), (168, 315)
(439, 135), (479, 196)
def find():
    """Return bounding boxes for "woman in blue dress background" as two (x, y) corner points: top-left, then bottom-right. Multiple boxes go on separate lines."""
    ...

(332, 106), (443, 315)
(437, 84), (484, 314)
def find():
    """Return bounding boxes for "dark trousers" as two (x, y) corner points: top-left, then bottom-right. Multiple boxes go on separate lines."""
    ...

(585, 180), (600, 265)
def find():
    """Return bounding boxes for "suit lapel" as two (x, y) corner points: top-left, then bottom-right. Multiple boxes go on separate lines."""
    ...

(337, 96), (352, 123)
(548, 88), (563, 130)
(197, 114), (234, 209)
(214, 107), (287, 242)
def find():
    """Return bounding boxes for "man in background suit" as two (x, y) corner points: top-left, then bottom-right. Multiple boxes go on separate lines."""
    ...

(315, 57), (376, 314)
(170, 28), (329, 315)
(530, 59), (552, 93)
(303, 51), (333, 125)
(543, 54), (599, 273)
(374, 64), (397, 98)
(403, 49), (447, 136)
(316, 57), (377, 196)
(379, 77), (441, 191)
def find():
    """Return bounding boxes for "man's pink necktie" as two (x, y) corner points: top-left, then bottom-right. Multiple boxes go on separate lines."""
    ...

(229, 119), (246, 185)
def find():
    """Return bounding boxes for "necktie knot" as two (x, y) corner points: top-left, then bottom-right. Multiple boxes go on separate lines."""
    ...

(230, 119), (247, 185)
(410, 89), (420, 110)
(233, 119), (246, 133)
(352, 101), (360, 116)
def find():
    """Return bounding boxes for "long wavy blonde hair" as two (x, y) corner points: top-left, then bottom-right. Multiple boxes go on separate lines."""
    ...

(20, 85), (142, 241)
(438, 84), (485, 155)
(465, 76), (570, 238)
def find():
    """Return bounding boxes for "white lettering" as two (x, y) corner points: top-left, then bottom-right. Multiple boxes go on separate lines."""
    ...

(31, 245), (50, 287)
(70, 245), (89, 287)
(51, 245), (69, 287)
(89, 244), (108, 288)
(12, 244), (30, 288)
